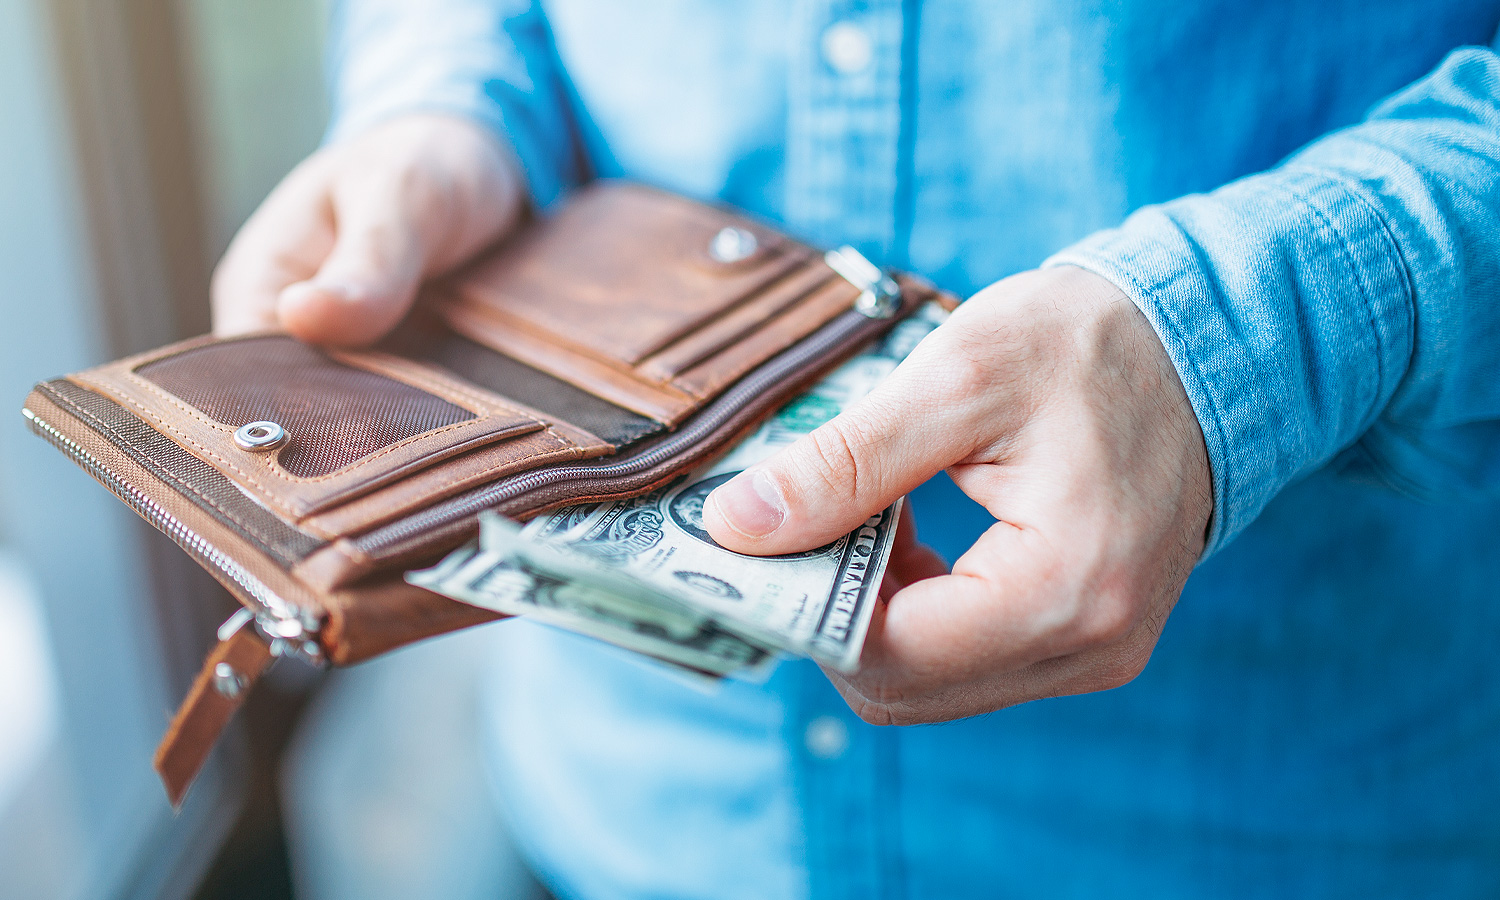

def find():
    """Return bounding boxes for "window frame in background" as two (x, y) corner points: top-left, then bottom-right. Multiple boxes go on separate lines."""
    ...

(0, 0), (259, 895)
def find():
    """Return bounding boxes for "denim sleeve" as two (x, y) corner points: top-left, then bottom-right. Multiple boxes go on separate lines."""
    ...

(1049, 48), (1500, 556)
(325, 0), (583, 205)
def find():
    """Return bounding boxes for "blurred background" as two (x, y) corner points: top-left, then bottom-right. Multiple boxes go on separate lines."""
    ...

(0, 1), (540, 896)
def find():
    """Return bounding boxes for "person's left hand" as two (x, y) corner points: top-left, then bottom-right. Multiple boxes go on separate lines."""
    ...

(701, 265), (1213, 725)
(211, 113), (525, 345)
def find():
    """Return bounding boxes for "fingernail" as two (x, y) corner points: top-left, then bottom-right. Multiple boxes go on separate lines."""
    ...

(710, 470), (786, 538)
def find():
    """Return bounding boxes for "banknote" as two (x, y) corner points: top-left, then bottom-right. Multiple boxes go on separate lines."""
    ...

(409, 301), (950, 677)
(529, 482), (901, 672)
(406, 524), (777, 678)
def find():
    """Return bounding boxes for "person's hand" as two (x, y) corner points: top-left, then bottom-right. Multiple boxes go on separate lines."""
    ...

(702, 265), (1212, 724)
(212, 114), (526, 346)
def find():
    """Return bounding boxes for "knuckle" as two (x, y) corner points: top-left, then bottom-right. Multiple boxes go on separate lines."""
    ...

(1098, 646), (1153, 691)
(1073, 598), (1137, 648)
(848, 696), (897, 727)
(882, 704), (932, 727)
(847, 694), (929, 727)
(839, 674), (920, 726)
(922, 329), (995, 399)
(796, 421), (869, 502)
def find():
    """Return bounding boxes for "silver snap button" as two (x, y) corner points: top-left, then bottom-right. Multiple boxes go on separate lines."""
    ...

(709, 226), (759, 264)
(234, 420), (286, 451)
(212, 662), (247, 700)
(821, 21), (873, 75)
(804, 715), (850, 760)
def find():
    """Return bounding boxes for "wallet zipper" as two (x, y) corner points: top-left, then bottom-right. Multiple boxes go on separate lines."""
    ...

(23, 406), (325, 661)
(352, 305), (885, 559)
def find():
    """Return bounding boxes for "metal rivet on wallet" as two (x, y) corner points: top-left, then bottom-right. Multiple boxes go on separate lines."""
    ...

(854, 286), (901, 319)
(234, 420), (287, 451)
(212, 662), (247, 700)
(709, 226), (758, 263)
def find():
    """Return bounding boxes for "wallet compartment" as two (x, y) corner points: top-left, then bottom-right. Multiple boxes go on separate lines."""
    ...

(23, 381), (329, 634)
(68, 334), (595, 521)
(431, 182), (864, 425)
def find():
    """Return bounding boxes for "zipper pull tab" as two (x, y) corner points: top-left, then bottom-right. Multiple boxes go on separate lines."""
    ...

(216, 606), (253, 641)
(156, 607), (276, 808)
(222, 598), (323, 666)
(825, 246), (902, 319)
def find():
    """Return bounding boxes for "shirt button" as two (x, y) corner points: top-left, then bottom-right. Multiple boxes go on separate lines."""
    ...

(820, 21), (873, 76)
(803, 715), (850, 760)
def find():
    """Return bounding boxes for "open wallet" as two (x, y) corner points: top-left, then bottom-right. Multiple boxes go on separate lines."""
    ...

(22, 181), (954, 806)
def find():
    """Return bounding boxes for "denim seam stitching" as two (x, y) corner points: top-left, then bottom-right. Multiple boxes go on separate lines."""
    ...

(1276, 169), (1414, 436)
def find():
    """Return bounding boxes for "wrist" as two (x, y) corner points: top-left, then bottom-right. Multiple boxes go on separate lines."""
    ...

(961, 264), (1212, 554)
(1052, 263), (1214, 552)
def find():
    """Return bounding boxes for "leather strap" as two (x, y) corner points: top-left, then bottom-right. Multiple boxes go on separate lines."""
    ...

(154, 611), (274, 808)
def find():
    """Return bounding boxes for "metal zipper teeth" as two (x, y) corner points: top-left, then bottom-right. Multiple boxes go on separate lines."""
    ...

(355, 307), (879, 556)
(23, 406), (310, 634)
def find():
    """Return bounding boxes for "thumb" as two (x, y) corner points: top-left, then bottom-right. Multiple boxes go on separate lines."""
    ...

(277, 191), (427, 347)
(703, 373), (969, 555)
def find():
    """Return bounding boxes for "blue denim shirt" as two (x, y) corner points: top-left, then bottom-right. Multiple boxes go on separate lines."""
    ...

(329, 2), (1500, 897)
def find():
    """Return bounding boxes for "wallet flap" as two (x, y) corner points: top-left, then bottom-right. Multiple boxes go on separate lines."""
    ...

(446, 181), (802, 365)
(433, 182), (863, 425)
(69, 334), (579, 519)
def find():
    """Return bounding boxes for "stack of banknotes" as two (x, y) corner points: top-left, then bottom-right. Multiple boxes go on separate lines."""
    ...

(408, 302), (948, 681)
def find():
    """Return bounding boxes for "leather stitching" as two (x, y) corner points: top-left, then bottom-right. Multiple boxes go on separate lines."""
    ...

(42, 384), (308, 552)
(114, 370), (542, 484)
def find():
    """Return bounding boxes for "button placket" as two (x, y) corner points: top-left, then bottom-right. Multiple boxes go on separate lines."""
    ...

(821, 20), (874, 75)
(804, 714), (851, 760)
(784, 1), (908, 258)
(789, 662), (907, 900)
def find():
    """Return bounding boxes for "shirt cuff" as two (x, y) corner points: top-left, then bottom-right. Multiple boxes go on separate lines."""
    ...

(1046, 168), (1414, 556)
(328, 89), (568, 209)
(325, 31), (578, 209)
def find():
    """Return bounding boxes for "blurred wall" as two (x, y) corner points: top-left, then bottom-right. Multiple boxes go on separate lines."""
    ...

(0, 0), (333, 896)
(177, 0), (332, 257)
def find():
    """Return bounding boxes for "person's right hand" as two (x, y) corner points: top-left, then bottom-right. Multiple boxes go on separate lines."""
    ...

(212, 113), (526, 346)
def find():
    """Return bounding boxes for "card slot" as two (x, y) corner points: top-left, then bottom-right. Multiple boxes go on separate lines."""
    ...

(671, 276), (864, 400)
(445, 182), (805, 368)
(444, 243), (809, 368)
(394, 329), (664, 448)
(435, 254), (863, 427)
(297, 426), (611, 540)
(427, 182), (879, 428)
(601, 245), (810, 362)
(438, 301), (702, 424)
(636, 262), (839, 383)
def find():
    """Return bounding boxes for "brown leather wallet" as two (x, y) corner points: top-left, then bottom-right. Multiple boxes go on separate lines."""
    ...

(23, 181), (951, 806)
